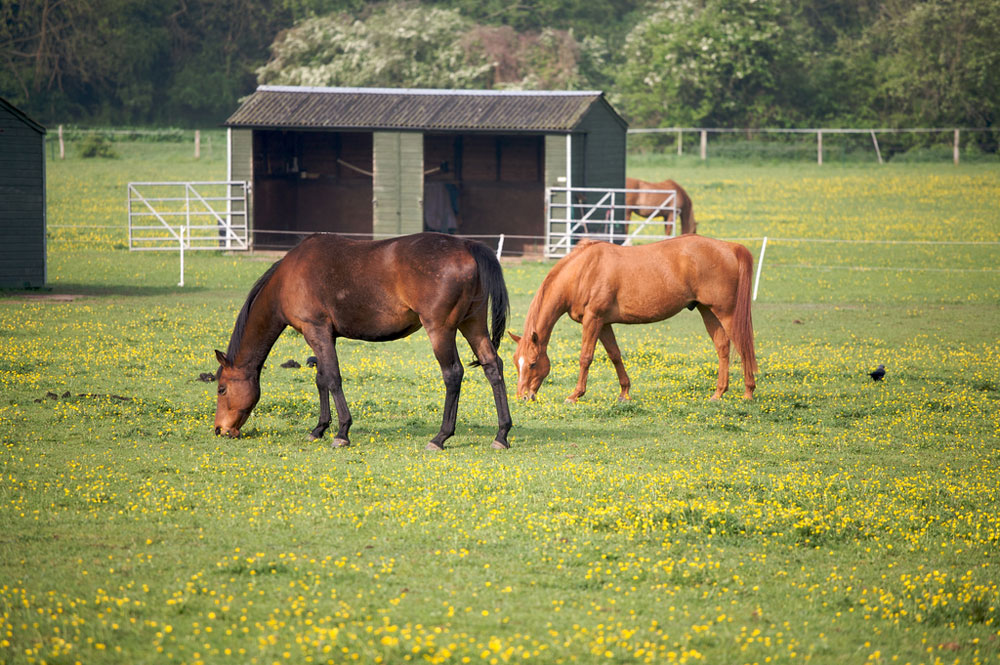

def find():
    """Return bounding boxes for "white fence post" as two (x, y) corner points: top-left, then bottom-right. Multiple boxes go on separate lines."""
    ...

(700, 130), (707, 160)
(817, 131), (823, 166)
(870, 131), (884, 164)
(496, 234), (505, 258)
(178, 226), (186, 287)
(753, 236), (768, 301)
(954, 129), (960, 166)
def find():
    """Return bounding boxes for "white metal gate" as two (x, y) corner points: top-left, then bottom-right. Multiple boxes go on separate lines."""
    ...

(128, 181), (249, 252)
(545, 185), (679, 258)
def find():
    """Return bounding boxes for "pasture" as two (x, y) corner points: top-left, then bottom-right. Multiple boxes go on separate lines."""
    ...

(1, 137), (998, 665)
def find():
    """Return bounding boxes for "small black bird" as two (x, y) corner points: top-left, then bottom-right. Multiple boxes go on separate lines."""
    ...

(198, 372), (216, 383)
(306, 356), (318, 368)
(280, 359), (301, 369)
(869, 364), (886, 381)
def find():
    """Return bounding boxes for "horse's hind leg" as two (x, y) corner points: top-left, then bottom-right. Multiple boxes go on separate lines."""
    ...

(304, 328), (352, 447)
(697, 306), (731, 401)
(425, 327), (464, 451)
(460, 322), (512, 450)
(598, 324), (631, 401)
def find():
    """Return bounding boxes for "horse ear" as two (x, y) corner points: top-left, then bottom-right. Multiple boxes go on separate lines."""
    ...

(508, 332), (521, 344)
(530, 331), (539, 345)
(215, 349), (231, 367)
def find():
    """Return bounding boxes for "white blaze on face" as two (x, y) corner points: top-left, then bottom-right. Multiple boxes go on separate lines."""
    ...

(518, 356), (525, 376)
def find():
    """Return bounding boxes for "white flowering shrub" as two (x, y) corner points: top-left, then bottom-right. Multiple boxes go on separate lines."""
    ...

(257, 6), (493, 88)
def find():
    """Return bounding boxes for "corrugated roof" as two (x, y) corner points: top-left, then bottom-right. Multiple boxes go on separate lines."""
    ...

(225, 86), (624, 133)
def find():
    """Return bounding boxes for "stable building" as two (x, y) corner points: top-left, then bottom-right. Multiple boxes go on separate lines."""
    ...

(224, 86), (627, 253)
(0, 97), (46, 288)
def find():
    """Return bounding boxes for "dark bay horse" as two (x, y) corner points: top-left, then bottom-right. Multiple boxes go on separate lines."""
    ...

(624, 177), (697, 235)
(214, 233), (512, 450)
(510, 235), (757, 403)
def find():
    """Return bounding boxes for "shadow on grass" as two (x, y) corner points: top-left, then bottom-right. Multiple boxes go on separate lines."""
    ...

(1, 283), (207, 299)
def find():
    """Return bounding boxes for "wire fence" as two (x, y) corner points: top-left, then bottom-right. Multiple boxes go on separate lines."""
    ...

(48, 224), (999, 271)
(627, 127), (1000, 164)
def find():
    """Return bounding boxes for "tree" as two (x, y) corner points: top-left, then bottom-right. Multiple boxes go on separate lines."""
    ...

(615, 0), (807, 128)
(257, 3), (608, 91)
(257, 5), (494, 88)
(872, 0), (1000, 129)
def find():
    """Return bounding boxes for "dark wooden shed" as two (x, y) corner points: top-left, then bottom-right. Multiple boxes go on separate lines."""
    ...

(224, 86), (627, 253)
(0, 97), (46, 288)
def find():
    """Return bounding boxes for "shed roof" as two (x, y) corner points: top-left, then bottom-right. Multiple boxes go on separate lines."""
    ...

(225, 86), (626, 133)
(0, 97), (46, 134)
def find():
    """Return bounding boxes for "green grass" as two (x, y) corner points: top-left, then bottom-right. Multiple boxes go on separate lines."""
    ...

(1, 143), (998, 665)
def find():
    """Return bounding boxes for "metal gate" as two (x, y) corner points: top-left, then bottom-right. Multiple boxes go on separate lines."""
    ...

(545, 185), (679, 258)
(128, 181), (249, 252)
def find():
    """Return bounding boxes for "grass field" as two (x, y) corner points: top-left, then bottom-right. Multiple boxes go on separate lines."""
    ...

(1, 138), (999, 665)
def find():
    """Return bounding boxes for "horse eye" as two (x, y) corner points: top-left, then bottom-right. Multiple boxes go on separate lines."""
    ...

(217, 385), (227, 395)
(529, 362), (537, 369)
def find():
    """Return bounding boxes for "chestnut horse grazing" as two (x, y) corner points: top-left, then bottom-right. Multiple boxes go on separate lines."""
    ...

(624, 177), (697, 235)
(214, 233), (512, 451)
(510, 235), (757, 403)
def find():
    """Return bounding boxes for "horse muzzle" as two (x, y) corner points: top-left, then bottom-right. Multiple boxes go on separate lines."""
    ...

(214, 426), (241, 438)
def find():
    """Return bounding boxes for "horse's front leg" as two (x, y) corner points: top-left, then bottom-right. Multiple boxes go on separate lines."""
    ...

(598, 324), (631, 401)
(304, 330), (353, 446)
(426, 328), (464, 451)
(567, 316), (604, 403)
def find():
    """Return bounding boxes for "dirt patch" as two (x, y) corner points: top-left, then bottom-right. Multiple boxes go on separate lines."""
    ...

(13, 294), (86, 303)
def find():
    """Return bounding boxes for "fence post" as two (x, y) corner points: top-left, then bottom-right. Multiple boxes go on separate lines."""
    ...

(677, 130), (683, 156)
(194, 130), (201, 159)
(178, 226), (186, 287)
(58, 125), (65, 160)
(870, 130), (884, 164)
(753, 236), (768, 302)
(817, 130), (823, 166)
(953, 129), (960, 166)
(700, 130), (707, 160)
(496, 234), (505, 258)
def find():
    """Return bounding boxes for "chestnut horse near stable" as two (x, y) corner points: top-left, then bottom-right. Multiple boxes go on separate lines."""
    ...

(213, 233), (512, 451)
(510, 235), (757, 403)
(624, 177), (697, 235)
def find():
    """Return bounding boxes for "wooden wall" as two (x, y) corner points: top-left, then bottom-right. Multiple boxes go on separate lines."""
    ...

(0, 102), (46, 288)
(249, 130), (374, 249)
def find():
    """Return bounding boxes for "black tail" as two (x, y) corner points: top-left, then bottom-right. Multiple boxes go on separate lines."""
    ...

(467, 239), (509, 356)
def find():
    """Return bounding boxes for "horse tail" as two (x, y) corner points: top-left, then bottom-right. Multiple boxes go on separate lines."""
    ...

(681, 190), (697, 234)
(467, 240), (510, 357)
(733, 244), (758, 376)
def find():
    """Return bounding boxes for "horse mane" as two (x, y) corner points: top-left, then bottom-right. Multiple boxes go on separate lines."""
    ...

(224, 258), (283, 363)
(523, 246), (593, 336)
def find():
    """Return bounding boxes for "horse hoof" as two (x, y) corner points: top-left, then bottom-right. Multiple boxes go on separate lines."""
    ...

(564, 397), (578, 404)
(491, 440), (510, 450)
(331, 437), (351, 448)
(425, 442), (445, 451)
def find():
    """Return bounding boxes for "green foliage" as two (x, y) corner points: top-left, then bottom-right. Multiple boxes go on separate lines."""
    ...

(258, 5), (493, 88)
(617, 0), (807, 127)
(257, 4), (610, 91)
(873, 0), (1000, 131)
(1, 0), (998, 137)
(76, 134), (119, 159)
